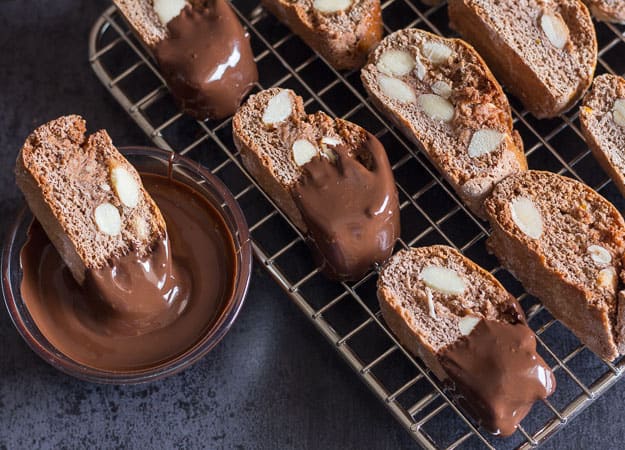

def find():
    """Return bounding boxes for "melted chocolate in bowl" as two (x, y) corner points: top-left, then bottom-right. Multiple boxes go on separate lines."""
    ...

(85, 231), (192, 335)
(19, 173), (237, 372)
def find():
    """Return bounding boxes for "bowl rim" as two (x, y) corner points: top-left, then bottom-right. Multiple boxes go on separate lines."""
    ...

(2, 146), (253, 384)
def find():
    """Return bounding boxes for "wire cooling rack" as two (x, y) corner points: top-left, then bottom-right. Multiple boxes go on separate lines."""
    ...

(89, 2), (625, 448)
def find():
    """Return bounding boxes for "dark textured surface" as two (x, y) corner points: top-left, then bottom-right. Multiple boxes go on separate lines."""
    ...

(1, 1), (625, 449)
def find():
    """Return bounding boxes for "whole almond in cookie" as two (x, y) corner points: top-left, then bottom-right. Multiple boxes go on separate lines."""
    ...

(484, 170), (625, 361)
(233, 88), (400, 281)
(361, 28), (527, 219)
(378, 245), (555, 436)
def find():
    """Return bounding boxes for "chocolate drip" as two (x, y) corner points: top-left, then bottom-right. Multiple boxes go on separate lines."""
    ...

(439, 318), (556, 436)
(19, 174), (236, 371)
(85, 233), (190, 335)
(154, 1), (258, 120)
(291, 133), (400, 280)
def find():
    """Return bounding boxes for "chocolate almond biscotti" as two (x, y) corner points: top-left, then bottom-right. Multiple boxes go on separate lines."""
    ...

(261, 0), (383, 70)
(448, 0), (597, 118)
(14, 115), (242, 369)
(361, 28), (526, 219)
(233, 88), (400, 281)
(580, 74), (625, 198)
(15, 115), (166, 285)
(377, 245), (555, 436)
(114, 0), (258, 120)
(484, 170), (625, 360)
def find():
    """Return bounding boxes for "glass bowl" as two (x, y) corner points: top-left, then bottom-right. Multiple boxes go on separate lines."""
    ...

(2, 146), (252, 384)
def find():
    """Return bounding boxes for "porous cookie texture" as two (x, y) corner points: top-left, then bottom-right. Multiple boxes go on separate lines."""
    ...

(377, 245), (523, 380)
(361, 28), (527, 219)
(15, 115), (166, 284)
(261, 0), (383, 70)
(484, 170), (625, 360)
(580, 74), (625, 198)
(448, 0), (597, 118)
(582, 0), (625, 23)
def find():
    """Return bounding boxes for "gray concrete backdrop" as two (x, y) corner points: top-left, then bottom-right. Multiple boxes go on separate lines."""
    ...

(1, 1), (624, 449)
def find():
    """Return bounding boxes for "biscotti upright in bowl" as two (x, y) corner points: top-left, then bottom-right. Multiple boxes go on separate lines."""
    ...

(360, 28), (527, 219)
(113, 0), (258, 120)
(15, 115), (166, 286)
(261, 0), (382, 70)
(377, 245), (555, 436)
(580, 74), (625, 198)
(232, 88), (400, 281)
(448, 0), (597, 118)
(484, 170), (625, 360)
(9, 116), (253, 382)
(582, 0), (625, 23)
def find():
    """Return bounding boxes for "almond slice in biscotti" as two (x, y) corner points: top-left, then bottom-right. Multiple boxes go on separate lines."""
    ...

(580, 74), (625, 199)
(377, 245), (555, 436)
(15, 115), (166, 285)
(360, 28), (527, 219)
(581, 0), (625, 24)
(448, 0), (597, 119)
(484, 170), (625, 360)
(261, 0), (382, 70)
(232, 88), (400, 280)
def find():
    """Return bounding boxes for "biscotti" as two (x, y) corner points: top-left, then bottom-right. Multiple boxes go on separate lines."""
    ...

(377, 245), (555, 436)
(360, 28), (527, 219)
(580, 74), (625, 198)
(261, 0), (382, 70)
(15, 115), (166, 285)
(582, 0), (625, 23)
(484, 170), (625, 360)
(113, 0), (257, 120)
(232, 88), (400, 280)
(448, 0), (597, 118)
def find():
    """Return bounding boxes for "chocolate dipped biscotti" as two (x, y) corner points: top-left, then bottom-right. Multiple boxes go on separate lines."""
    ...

(361, 28), (526, 219)
(448, 0), (597, 118)
(580, 74), (625, 198)
(114, 0), (258, 120)
(14, 115), (242, 371)
(233, 88), (400, 281)
(484, 170), (625, 360)
(261, 0), (382, 70)
(377, 245), (555, 436)
(14, 115), (199, 333)
(15, 115), (166, 286)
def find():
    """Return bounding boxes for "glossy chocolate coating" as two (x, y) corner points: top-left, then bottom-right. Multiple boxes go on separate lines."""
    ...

(85, 232), (190, 335)
(154, 1), (258, 120)
(439, 318), (556, 436)
(19, 174), (236, 371)
(291, 133), (400, 280)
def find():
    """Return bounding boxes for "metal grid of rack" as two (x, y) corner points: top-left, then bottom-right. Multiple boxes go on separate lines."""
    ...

(89, 2), (625, 448)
